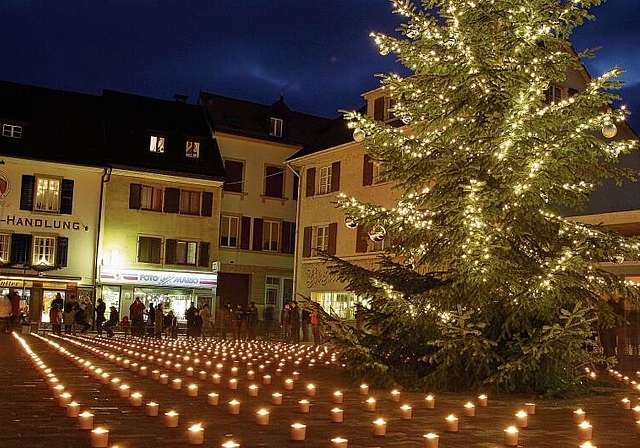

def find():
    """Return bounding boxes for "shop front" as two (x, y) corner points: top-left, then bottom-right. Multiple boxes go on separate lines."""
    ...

(98, 267), (217, 323)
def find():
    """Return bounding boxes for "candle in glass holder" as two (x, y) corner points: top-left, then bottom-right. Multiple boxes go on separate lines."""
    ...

(172, 379), (182, 390)
(578, 421), (593, 440)
(463, 402), (475, 417)
(119, 384), (131, 398)
(390, 389), (401, 402)
(187, 384), (198, 397)
(159, 374), (169, 385)
(246, 370), (255, 380)
(228, 399), (241, 415)
(211, 373), (221, 384)
(271, 392), (283, 405)
(187, 423), (204, 445)
(139, 366), (148, 376)
(263, 374), (272, 385)
(400, 404), (412, 420)
(186, 367), (194, 377)
(579, 443), (598, 448)
(330, 437), (348, 448)
(255, 408), (270, 425)
(228, 379), (238, 390)
(58, 392), (72, 407)
(423, 433), (440, 448)
(164, 411), (180, 428)
(298, 399), (310, 413)
(331, 407), (344, 423)
(525, 402), (536, 415)
(110, 378), (121, 391)
(247, 384), (259, 397)
(207, 393), (219, 406)
(221, 440), (240, 448)
(90, 427), (109, 448)
(230, 367), (239, 377)
(445, 415), (458, 432)
(504, 426), (519, 446)
(290, 423), (306, 441)
(573, 408), (586, 424)
(333, 391), (344, 404)
(636, 420), (640, 436)
(372, 418), (387, 436)
(129, 392), (143, 406)
(477, 394), (488, 407)
(364, 397), (376, 412)
(151, 370), (160, 380)
(632, 405), (640, 420)
(146, 402), (159, 416)
(66, 401), (80, 418)
(198, 370), (207, 380)
(79, 411), (94, 430)
(621, 398), (631, 410)
(359, 384), (369, 395)
(53, 384), (65, 398)
(306, 383), (316, 396)
(515, 410), (528, 428)
(284, 379), (294, 390)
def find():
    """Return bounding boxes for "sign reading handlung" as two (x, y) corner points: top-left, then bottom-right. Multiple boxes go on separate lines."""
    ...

(100, 268), (217, 288)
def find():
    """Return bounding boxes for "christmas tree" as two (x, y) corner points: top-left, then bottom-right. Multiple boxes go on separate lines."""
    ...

(325, 0), (640, 395)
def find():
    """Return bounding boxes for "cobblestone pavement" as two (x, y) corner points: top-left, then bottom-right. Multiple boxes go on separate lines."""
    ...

(1, 331), (640, 448)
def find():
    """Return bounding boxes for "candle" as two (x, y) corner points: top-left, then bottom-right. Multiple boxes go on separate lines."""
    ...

(187, 384), (199, 397)
(333, 391), (344, 404)
(284, 379), (294, 390)
(198, 370), (207, 380)
(364, 397), (377, 412)
(164, 411), (180, 428)
(330, 407), (344, 423)
(504, 426), (519, 446)
(247, 384), (259, 397)
(78, 411), (94, 430)
(211, 374), (221, 384)
(139, 366), (148, 376)
(221, 440), (240, 448)
(119, 384), (131, 397)
(53, 384), (65, 398)
(129, 392), (143, 406)
(425, 394), (435, 409)
(58, 392), (72, 407)
(372, 418), (387, 436)
(463, 402), (475, 417)
(159, 374), (169, 385)
(578, 421), (593, 440)
(151, 370), (160, 380)
(632, 405), (640, 420)
(515, 410), (528, 428)
(445, 415), (458, 432)
(230, 367), (239, 377)
(109, 378), (121, 391)
(207, 393), (220, 406)
(580, 443), (598, 448)
(187, 423), (204, 445)
(525, 402), (536, 415)
(400, 404), (412, 420)
(477, 394), (488, 407)
(298, 399), (310, 413)
(172, 379), (182, 390)
(423, 433), (440, 448)
(228, 399), (241, 415)
(263, 375), (272, 385)
(66, 401), (80, 418)
(255, 408), (270, 425)
(293, 371), (300, 380)
(306, 383), (316, 396)
(330, 437), (348, 448)
(621, 398), (631, 409)
(636, 420), (640, 436)
(186, 367), (194, 377)
(359, 384), (369, 395)
(271, 392), (283, 405)
(146, 402), (159, 416)
(228, 379), (238, 390)
(573, 408), (586, 424)
(90, 427), (109, 448)
(246, 370), (255, 380)
(100, 373), (110, 384)
(390, 389), (401, 402)
(290, 423), (306, 441)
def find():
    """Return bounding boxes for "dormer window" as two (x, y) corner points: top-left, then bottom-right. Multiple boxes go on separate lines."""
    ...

(2, 124), (22, 138)
(269, 117), (283, 138)
(186, 140), (200, 158)
(149, 135), (165, 153)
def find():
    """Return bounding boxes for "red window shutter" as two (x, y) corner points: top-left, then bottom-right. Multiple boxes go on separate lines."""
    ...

(355, 225), (368, 253)
(240, 216), (251, 250)
(328, 222), (338, 255)
(281, 221), (292, 254)
(363, 154), (373, 186)
(302, 226), (312, 258)
(305, 168), (316, 197)
(330, 161), (340, 192)
(201, 192), (213, 216)
(129, 183), (141, 209)
(252, 218), (263, 251)
(265, 166), (284, 198)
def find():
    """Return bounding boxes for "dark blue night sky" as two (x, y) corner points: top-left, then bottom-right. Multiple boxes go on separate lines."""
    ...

(2, 1), (640, 125)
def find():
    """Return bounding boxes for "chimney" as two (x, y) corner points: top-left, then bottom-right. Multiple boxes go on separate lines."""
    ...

(173, 94), (188, 103)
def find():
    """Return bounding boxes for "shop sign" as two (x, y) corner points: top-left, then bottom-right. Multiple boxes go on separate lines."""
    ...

(0, 279), (21, 287)
(100, 268), (217, 288)
(1, 214), (84, 231)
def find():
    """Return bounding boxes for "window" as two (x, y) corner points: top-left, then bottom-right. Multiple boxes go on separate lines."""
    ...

(32, 236), (55, 266)
(149, 135), (165, 153)
(165, 239), (209, 266)
(545, 85), (563, 104)
(265, 277), (280, 305)
(264, 165), (284, 198)
(2, 124), (22, 138)
(35, 177), (60, 212)
(311, 291), (358, 320)
(262, 220), (280, 251)
(0, 234), (9, 263)
(224, 160), (244, 193)
(269, 117), (283, 137)
(176, 241), (198, 265)
(179, 190), (201, 215)
(315, 225), (329, 252)
(186, 141), (200, 158)
(372, 162), (384, 184)
(220, 216), (239, 248)
(318, 165), (332, 195)
(140, 185), (163, 211)
(138, 236), (162, 263)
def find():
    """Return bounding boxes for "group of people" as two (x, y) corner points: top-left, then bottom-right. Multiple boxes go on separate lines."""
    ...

(215, 301), (260, 340)
(48, 293), (92, 335)
(280, 300), (323, 345)
(0, 290), (23, 333)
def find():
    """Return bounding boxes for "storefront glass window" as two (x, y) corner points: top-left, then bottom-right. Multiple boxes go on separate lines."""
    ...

(41, 290), (66, 323)
(133, 287), (193, 322)
(102, 285), (121, 321)
(311, 291), (358, 320)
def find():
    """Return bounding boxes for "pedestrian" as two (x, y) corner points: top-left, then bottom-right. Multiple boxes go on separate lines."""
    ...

(290, 300), (301, 343)
(191, 308), (203, 337)
(186, 302), (197, 338)
(263, 305), (275, 339)
(74, 302), (91, 333)
(129, 297), (145, 336)
(49, 303), (62, 335)
(301, 306), (310, 342)
(0, 293), (12, 333)
(200, 303), (212, 338)
(154, 304), (164, 338)
(95, 298), (106, 336)
(310, 304), (322, 346)
(121, 316), (131, 337)
(247, 301), (259, 339)
(83, 299), (94, 330)
(281, 303), (291, 342)
(232, 304), (244, 340)
(164, 311), (178, 339)
(62, 303), (75, 334)
(104, 306), (119, 337)
(9, 290), (21, 332)
(51, 292), (64, 312)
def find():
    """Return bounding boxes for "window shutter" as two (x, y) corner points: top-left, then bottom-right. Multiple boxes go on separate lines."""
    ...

(328, 222), (338, 255)
(252, 218), (263, 251)
(165, 239), (177, 264)
(363, 154), (373, 186)
(224, 160), (244, 193)
(164, 188), (180, 213)
(240, 216), (251, 249)
(198, 242), (210, 267)
(355, 225), (368, 253)
(56, 236), (68, 267)
(10, 234), (31, 265)
(331, 161), (341, 192)
(281, 221), (292, 254)
(201, 191), (213, 216)
(302, 226), (313, 258)
(265, 166), (284, 198)
(129, 183), (141, 209)
(60, 179), (74, 214)
(373, 97), (385, 121)
(305, 168), (316, 197)
(20, 175), (35, 211)
(568, 88), (579, 97)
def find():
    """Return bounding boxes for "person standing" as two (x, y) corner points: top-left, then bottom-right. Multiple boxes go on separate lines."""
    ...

(62, 303), (75, 334)
(200, 304), (212, 338)
(289, 300), (301, 343)
(0, 293), (12, 333)
(74, 302), (91, 333)
(185, 302), (197, 338)
(9, 290), (21, 332)
(49, 303), (62, 335)
(51, 292), (64, 313)
(191, 308), (203, 337)
(104, 306), (119, 337)
(263, 305), (275, 339)
(83, 299), (94, 330)
(154, 304), (164, 338)
(311, 308), (322, 346)
(280, 303), (291, 342)
(129, 297), (145, 336)
(301, 306), (310, 343)
(95, 298), (106, 336)
(247, 302), (259, 339)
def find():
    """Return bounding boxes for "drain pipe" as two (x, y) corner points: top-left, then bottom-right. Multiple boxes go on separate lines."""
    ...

(285, 162), (301, 302)
(93, 166), (112, 302)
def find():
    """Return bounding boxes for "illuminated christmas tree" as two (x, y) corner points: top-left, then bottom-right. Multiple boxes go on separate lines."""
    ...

(325, 0), (640, 394)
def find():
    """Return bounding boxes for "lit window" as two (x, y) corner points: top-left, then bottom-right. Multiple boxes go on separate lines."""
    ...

(186, 141), (200, 158)
(318, 165), (332, 195)
(32, 236), (55, 266)
(140, 185), (163, 211)
(262, 220), (280, 251)
(179, 190), (201, 215)
(176, 241), (198, 265)
(315, 226), (329, 252)
(149, 135), (165, 153)
(265, 277), (280, 305)
(220, 216), (239, 248)
(310, 291), (358, 320)
(138, 236), (162, 263)
(269, 117), (283, 137)
(372, 162), (384, 184)
(545, 85), (563, 104)
(0, 234), (9, 263)
(35, 177), (60, 212)
(2, 124), (22, 138)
